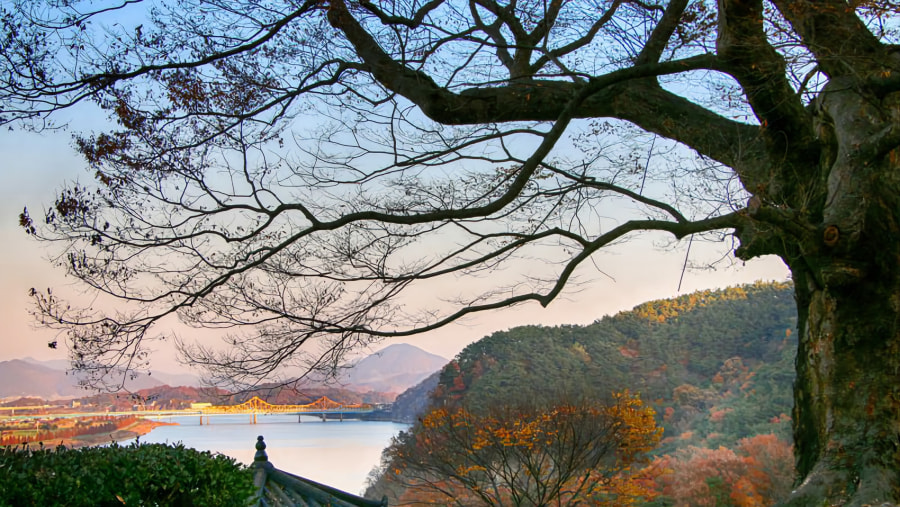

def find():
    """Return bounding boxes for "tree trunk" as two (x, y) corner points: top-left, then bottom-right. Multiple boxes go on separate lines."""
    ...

(750, 72), (900, 507)
(785, 266), (900, 506)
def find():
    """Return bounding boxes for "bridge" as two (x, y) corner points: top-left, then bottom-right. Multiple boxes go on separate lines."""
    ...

(197, 396), (375, 424)
(0, 396), (379, 425)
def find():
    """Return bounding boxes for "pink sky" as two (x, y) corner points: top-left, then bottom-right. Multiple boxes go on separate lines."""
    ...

(0, 127), (791, 374)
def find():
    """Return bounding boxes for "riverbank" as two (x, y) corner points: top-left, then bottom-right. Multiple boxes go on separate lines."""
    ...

(56, 418), (178, 448)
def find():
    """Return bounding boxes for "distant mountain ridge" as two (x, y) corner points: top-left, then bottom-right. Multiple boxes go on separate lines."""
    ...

(14, 357), (203, 389)
(1, 344), (447, 400)
(342, 343), (448, 394)
(0, 359), (165, 400)
(20, 357), (70, 370)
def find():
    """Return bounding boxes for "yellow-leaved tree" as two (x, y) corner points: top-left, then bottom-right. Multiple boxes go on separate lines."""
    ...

(384, 391), (662, 506)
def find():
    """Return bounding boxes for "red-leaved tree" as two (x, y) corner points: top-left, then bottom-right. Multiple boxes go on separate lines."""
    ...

(653, 433), (794, 507)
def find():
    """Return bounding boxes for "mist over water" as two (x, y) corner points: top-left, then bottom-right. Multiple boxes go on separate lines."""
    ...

(123, 415), (408, 494)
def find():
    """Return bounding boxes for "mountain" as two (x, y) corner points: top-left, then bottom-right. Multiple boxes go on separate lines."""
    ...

(17, 357), (202, 388)
(3, 344), (442, 401)
(342, 344), (448, 394)
(20, 357), (71, 370)
(143, 370), (202, 388)
(390, 282), (797, 449)
(0, 357), (200, 400)
(390, 370), (441, 423)
(369, 282), (799, 507)
(0, 359), (165, 399)
(0, 359), (82, 399)
(366, 282), (798, 501)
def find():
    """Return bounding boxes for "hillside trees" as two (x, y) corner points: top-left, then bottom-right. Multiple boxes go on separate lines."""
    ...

(3, 0), (900, 504)
(369, 285), (798, 504)
(652, 434), (794, 507)
(424, 283), (798, 449)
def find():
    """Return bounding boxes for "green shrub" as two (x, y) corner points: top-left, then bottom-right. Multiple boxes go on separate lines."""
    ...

(0, 441), (255, 506)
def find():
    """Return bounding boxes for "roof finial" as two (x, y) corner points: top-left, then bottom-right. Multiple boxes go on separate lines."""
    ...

(254, 435), (268, 463)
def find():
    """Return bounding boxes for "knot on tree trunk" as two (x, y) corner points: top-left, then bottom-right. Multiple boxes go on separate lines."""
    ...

(823, 225), (840, 247)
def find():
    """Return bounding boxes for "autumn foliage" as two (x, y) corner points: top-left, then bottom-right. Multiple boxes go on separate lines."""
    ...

(651, 433), (794, 507)
(385, 391), (662, 506)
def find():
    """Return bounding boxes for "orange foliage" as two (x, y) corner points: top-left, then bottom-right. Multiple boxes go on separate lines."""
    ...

(710, 407), (733, 422)
(606, 390), (664, 462)
(619, 346), (641, 358)
(663, 406), (675, 421)
(587, 460), (667, 506)
(629, 284), (790, 323)
(392, 391), (662, 506)
(651, 434), (793, 506)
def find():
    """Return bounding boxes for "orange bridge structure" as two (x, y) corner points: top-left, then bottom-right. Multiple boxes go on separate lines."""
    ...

(198, 396), (376, 424)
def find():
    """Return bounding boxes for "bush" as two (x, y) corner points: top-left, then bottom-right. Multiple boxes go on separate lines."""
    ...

(0, 441), (255, 506)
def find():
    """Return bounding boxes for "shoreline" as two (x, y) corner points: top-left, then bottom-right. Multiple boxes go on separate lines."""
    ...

(41, 418), (178, 449)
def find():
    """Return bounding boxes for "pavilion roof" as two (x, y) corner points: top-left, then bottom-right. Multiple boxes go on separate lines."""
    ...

(249, 436), (388, 507)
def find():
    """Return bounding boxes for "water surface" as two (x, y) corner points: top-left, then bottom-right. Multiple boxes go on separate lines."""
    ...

(126, 414), (407, 495)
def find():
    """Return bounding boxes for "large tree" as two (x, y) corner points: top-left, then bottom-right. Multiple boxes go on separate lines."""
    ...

(2, 0), (899, 504)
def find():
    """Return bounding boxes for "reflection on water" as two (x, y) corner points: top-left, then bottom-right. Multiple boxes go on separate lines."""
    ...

(122, 414), (407, 494)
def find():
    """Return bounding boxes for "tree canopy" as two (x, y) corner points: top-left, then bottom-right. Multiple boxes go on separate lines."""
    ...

(385, 393), (662, 506)
(3, 0), (900, 504)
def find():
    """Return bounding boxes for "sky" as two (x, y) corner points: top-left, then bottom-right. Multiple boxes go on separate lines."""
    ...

(0, 122), (790, 374)
(0, 0), (792, 382)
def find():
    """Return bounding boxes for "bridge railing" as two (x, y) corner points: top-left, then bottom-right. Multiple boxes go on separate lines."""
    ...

(199, 396), (376, 415)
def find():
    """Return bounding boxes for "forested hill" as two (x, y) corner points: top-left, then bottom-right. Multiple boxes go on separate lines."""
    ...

(423, 281), (797, 451)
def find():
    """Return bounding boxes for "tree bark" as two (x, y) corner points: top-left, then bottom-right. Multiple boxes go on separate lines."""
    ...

(787, 267), (900, 506)
(778, 78), (900, 505)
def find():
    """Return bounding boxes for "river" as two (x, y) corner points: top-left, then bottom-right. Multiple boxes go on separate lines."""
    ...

(122, 414), (408, 495)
